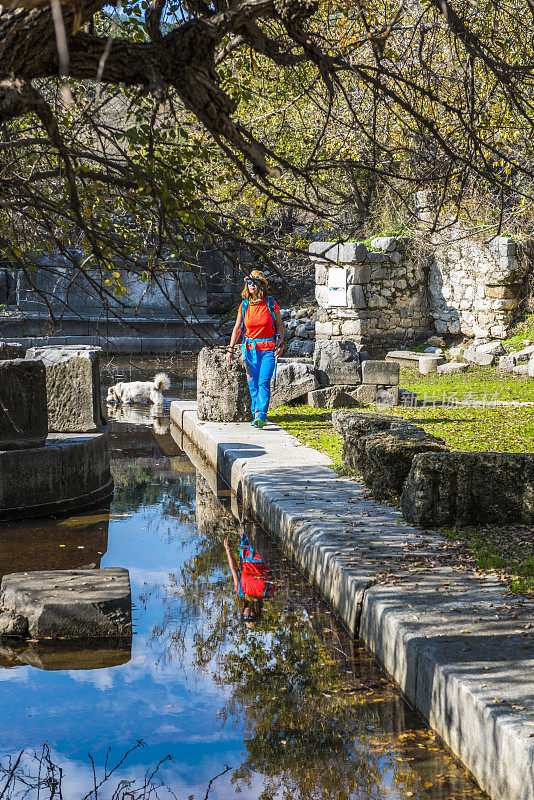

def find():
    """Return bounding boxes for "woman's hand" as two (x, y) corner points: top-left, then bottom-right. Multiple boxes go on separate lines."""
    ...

(223, 537), (230, 551)
(226, 347), (235, 364)
(275, 342), (284, 358)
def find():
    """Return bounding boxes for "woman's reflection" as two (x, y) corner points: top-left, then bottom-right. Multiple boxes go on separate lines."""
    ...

(223, 533), (273, 625)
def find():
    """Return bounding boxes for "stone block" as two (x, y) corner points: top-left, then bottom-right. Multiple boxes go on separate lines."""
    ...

(529, 356), (534, 379)
(402, 451), (534, 526)
(358, 428), (448, 500)
(464, 345), (495, 366)
(362, 360), (400, 386)
(353, 384), (377, 404)
(270, 361), (317, 408)
(369, 236), (397, 252)
(437, 362), (470, 375)
(0, 359), (48, 450)
(346, 285), (366, 309)
(315, 264), (328, 285)
(513, 364), (529, 376)
(338, 242), (368, 263)
(26, 345), (104, 433)
(315, 321), (333, 337)
(315, 284), (329, 307)
(331, 409), (401, 439)
(498, 354), (515, 374)
(307, 386), (359, 409)
(376, 386), (399, 407)
(313, 340), (361, 386)
(419, 356), (442, 375)
(286, 339), (314, 357)
(309, 242), (339, 262)
(341, 319), (368, 336)
(0, 568), (132, 638)
(347, 265), (371, 284)
(197, 347), (252, 421)
(0, 342), (26, 360)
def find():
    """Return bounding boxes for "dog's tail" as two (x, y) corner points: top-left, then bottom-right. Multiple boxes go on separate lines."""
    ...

(153, 372), (171, 392)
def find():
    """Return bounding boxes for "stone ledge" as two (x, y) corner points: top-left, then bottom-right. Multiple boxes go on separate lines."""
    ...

(0, 568), (132, 638)
(0, 431), (113, 520)
(170, 400), (534, 800)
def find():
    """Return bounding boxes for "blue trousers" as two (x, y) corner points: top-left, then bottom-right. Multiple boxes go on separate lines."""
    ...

(245, 349), (276, 421)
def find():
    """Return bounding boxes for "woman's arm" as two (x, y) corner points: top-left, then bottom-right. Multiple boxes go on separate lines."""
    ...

(274, 309), (284, 357)
(226, 305), (242, 364)
(223, 537), (240, 593)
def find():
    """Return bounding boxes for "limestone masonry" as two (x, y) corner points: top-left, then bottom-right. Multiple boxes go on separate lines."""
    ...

(312, 234), (531, 348)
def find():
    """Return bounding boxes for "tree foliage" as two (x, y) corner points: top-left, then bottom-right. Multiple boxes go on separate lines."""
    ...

(2, 0), (534, 312)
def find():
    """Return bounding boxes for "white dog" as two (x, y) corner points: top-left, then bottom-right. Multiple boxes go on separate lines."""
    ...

(106, 372), (170, 406)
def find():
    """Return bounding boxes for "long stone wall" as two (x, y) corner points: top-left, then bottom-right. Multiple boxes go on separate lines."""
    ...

(312, 233), (532, 345)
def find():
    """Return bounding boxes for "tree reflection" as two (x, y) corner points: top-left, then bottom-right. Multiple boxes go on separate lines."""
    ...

(152, 475), (414, 800)
(111, 460), (196, 519)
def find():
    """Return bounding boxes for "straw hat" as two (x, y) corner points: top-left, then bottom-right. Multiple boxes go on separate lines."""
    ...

(249, 269), (268, 287)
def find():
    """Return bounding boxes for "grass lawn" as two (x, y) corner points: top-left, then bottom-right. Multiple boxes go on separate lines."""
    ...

(270, 362), (534, 593)
(399, 364), (534, 403)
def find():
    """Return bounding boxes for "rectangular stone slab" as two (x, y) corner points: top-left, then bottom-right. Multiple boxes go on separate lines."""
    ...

(0, 568), (132, 638)
(25, 345), (104, 433)
(0, 359), (48, 449)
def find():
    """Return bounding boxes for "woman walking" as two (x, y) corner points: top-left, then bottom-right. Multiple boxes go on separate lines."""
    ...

(226, 270), (284, 428)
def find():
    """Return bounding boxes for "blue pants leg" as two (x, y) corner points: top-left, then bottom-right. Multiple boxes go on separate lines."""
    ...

(247, 349), (275, 421)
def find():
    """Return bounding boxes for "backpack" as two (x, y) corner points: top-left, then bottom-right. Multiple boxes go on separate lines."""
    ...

(241, 296), (277, 339)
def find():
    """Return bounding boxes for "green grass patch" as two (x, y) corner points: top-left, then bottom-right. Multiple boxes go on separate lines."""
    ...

(387, 404), (534, 453)
(442, 525), (534, 594)
(503, 312), (534, 350)
(269, 406), (345, 472)
(400, 364), (534, 402)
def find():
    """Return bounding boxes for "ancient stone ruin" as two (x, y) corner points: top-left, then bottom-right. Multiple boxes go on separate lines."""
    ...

(25, 344), (105, 433)
(311, 233), (531, 350)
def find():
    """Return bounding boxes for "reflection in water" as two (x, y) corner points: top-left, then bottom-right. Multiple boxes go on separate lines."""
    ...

(0, 638), (131, 671)
(0, 512), (110, 582)
(0, 370), (487, 800)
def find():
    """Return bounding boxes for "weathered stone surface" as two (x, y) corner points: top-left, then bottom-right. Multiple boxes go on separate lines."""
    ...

(464, 345), (495, 366)
(419, 356), (441, 374)
(476, 341), (506, 356)
(402, 451), (534, 526)
(332, 409), (401, 440)
(376, 386), (399, 406)
(270, 361), (317, 408)
(357, 429), (448, 499)
(361, 360), (400, 386)
(436, 361), (470, 375)
(385, 350), (422, 368)
(0, 431), (113, 521)
(0, 609), (28, 637)
(287, 338), (314, 357)
(354, 384), (377, 404)
(0, 342), (26, 360)
(499, 345), (534, 373)
(513, 364), (529, 376)
(426, 336), (446, 347)
(26, 345), (104, 433)
(197, 347), (252, 421)
(307, 386), (359, 409)
(313, 340), (361, 386)
(0, 359), (48, 450)
(0, 568), (132, 638)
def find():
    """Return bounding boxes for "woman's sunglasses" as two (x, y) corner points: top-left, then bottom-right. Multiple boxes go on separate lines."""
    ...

(246, 278), (262, 287)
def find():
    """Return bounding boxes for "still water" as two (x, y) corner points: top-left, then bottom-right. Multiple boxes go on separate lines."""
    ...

(0, 361), (487, 800)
